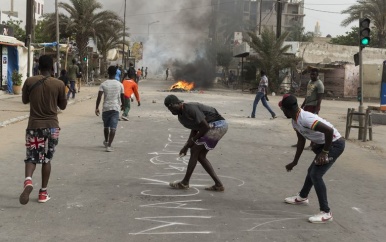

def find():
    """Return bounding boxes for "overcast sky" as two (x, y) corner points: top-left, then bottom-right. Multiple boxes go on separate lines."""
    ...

(7, 0), (360, 38)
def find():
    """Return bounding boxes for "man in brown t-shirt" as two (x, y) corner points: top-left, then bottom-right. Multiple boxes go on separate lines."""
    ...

(19, 55), (67, 205)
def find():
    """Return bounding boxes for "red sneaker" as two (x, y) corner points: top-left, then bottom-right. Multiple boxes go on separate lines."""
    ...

(19, 180), (33, 205)
(38, 189), (51, 203)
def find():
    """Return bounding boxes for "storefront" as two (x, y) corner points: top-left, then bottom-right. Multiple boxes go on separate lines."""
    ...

(0, 35), (29, 94)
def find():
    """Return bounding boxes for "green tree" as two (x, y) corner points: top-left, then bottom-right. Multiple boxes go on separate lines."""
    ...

(341, 0), (386, 48)
(287, 22), (314, 42)
(5, 19), (25, 41)
(43, 0), (123, 66)
(245, 28), (302, 91)
(34, 19), (53, 43)
(97, 29), (128, 76)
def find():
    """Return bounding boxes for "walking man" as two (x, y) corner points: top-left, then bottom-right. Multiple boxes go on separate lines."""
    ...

(144, 67), (148, 79)
(121, 71), (140, 121)
(249, 70), (277, 119)
(293, 68), (324, 149)
(165, 95), (228, 191)
(67, 59), (78, 99)
(278, 94), (345, 223)
(76, 61), (83, 92)
(20, 55), (67, 205)
(165, 68), (169, 80)
(95, 66), (124, 152)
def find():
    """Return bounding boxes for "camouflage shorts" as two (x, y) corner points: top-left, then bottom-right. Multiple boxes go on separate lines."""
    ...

(25, 128), (60, 164)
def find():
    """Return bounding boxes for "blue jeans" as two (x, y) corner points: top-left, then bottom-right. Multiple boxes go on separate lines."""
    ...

(251, 92), (275, 118)
(299, 138), (345, 213)
(67, 81), (76, 99)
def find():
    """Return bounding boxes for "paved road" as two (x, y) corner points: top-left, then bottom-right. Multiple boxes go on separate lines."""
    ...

(0, 78), (385, 241)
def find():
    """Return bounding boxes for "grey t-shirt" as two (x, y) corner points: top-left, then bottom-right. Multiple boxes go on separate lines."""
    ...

(305, 79), (324, 106)
(178, 102), (224, 130)
(99, 79), (124, 112)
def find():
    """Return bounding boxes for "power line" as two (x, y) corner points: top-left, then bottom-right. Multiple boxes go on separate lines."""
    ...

(303, 7), (345, 14)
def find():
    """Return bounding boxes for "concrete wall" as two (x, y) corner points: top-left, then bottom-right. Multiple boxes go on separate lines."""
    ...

(299, 42), (386, 65)
(363, 64), (383, 99)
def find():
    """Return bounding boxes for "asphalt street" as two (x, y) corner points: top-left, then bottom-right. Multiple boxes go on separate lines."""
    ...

(0, 78), (385, 242)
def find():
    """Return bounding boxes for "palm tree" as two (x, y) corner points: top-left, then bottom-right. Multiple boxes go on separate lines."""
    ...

(43, 0), (123, 63)
(245, 28), (301, 91)
(341, 0), (386, 48)
(287, 22), (314, 42)
(97, 29), (129, 76)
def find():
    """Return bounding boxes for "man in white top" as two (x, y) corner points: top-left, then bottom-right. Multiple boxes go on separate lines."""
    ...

(278, 94), (345, 224)
(249, 70), (276, 119)
(95, 66), (124, 152)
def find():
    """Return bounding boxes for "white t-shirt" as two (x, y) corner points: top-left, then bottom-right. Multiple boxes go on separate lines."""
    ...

(99, 79), (124, 112)
(292, 109), (341, 144)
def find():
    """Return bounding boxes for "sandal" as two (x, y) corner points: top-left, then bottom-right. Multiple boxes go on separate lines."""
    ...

(169, 181), (189, 190)
(204, 185), (225, 192)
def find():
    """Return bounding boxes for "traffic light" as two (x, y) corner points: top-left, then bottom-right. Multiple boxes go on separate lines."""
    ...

(83, 56), (87, 62)
(357, 86), (362, 102)
(359, 18), (370, 48)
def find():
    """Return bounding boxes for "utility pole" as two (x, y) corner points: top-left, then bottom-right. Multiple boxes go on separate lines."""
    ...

(26, 0), (34, 78)
(276, 0), (282, 39)
(55, 0), (60, 77)
(259, 0), (262, 35)
(122, 0), (127, 69)
(358, 12), (364, 139)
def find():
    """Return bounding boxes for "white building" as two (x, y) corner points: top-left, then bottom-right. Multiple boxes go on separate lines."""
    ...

(0, 0), (44, 25)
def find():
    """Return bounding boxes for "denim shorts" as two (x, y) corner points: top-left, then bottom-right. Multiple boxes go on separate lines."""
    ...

(102, 110), (119, 129)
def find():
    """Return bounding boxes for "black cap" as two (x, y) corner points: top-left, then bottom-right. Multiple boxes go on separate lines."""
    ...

(278, 94), (298, 109)
(164, 95), (183, 107)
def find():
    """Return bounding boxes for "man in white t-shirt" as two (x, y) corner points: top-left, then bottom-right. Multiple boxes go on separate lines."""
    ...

(95, 66), (124, 152)
(249, 70), (277, 119)
(278, 94), (345, 224)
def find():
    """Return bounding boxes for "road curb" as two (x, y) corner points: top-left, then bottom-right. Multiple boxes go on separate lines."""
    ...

(0, 94), (96, 128)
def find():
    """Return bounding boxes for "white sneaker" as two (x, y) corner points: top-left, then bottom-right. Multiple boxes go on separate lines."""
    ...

(106, 147), (114, 152)
(308, 211), (333, 223)
(103, 141), (108, 148)
(121, 116), (129, 121)
(284, 194), (309, 205)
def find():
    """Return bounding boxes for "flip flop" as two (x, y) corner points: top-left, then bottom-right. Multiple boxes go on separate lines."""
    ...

(204, 185), (225, 192)
(169, 181), (189, 190)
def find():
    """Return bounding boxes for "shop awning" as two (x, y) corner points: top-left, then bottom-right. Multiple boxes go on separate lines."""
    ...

(0, 35), (24, 47)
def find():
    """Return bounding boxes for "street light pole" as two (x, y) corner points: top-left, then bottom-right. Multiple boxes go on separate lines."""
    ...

(122, 0), (127, 69)
(147, 20), (159, 38)
(55, 0), (60, 77)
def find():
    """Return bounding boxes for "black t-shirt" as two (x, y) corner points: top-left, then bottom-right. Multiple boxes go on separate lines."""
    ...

(178, 102), (224, 130)
(58, 76), (69, 86)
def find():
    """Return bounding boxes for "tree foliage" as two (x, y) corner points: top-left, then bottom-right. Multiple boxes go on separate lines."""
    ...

(341, 0), (386, 48)
(245, 28), (302, 91)
(286, 22), (314, 42)
(42, 0), (123, 67)
(4, 19), (25, 41)
(329, 26), (378, 47)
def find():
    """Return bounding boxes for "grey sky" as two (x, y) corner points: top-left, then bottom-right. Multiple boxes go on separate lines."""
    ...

(9, 0), (360, 38)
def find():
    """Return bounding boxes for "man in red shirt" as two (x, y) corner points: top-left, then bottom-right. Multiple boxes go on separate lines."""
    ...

(121, 71), (140, 120)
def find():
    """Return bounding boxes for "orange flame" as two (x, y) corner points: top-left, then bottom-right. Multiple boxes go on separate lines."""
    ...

(169, 80), (195, 91)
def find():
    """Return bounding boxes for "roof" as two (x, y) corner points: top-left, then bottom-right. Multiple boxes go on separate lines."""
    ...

(0, 35), (24, 47)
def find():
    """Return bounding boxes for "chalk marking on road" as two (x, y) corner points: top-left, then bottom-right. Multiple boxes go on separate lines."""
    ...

(129, 216), (212, 235)
(245, 218), (301, 231)
(165, 165), (186, 171)
(240, 210), (311, 217)
(152, 173), (245, 186)
(141, 187), (200, 197)
(140, 178), (169, 185)
(352, 207), (363, 213)
(149, 156), (183, 165)
(148, 152), (179, 155)
(140, 200), (208, 210)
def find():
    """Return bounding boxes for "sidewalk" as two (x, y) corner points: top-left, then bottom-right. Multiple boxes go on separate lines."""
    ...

(0, 85), (99, 128)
